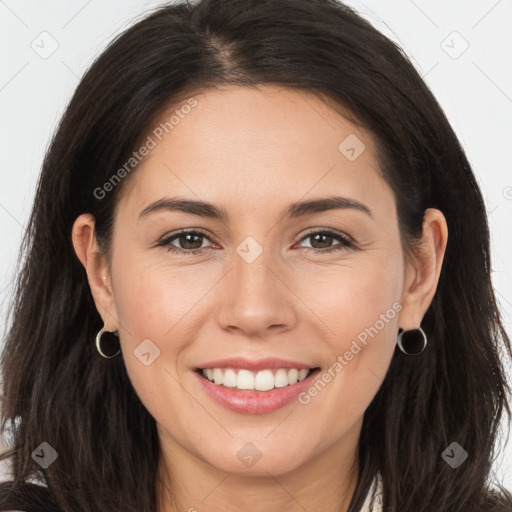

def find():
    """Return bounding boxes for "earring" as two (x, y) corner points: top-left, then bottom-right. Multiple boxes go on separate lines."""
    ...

(397, 326), (427, 355)
(95, 323), (120, 358)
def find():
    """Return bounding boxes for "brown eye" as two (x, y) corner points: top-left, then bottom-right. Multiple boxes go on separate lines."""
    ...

(157, 230), (213, 254)
(297, 230), (354, 253)
(172, 233), (206, 250)
(157, 228), (355, 256)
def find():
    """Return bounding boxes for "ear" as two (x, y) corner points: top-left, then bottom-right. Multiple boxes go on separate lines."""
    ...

(398, 208), (448, 330)
(71, 213), (119, 331)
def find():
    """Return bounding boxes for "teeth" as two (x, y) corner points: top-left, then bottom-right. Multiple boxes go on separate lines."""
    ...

(237, 369), (254, 390)
(213, 368), (224, 385)
(298, 369), (309, 381)
(254, 369), (274, 391)
(201, 367), (314, 391)
(223, 369), (237, 387)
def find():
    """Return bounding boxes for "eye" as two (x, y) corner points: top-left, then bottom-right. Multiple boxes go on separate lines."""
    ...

(157, 229), (214, 254)
(296, 229), (355, 253)
(156, 228), (355, 255)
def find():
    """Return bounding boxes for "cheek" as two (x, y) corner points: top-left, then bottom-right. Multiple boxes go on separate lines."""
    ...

(111, 253), (212, 344)
(109, 256), (218, 405)
(110, 264), (196, 430)
(293, 255), (401, 425)
(299, 251), (402, 346)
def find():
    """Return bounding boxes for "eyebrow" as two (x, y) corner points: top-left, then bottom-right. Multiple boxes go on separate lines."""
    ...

(138, 195), (373, 221)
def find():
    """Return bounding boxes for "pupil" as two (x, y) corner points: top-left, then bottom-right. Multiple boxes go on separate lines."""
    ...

(312, 233), (332, 249)
(182, 234), (202, 249)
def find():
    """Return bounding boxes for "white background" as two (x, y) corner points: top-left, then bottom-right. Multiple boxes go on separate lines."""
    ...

(1, 0), (511, 491)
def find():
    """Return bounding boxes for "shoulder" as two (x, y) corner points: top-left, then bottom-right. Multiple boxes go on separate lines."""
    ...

(0, 481), (61, 512)
(481, 487), (512, 512)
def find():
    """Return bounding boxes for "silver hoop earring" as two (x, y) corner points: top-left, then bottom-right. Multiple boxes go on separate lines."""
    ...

(95, 323), (120, 358)
(397, 326), (427, 355)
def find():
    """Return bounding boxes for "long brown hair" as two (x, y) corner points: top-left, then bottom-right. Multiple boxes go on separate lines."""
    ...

(1, 0), (511, 510)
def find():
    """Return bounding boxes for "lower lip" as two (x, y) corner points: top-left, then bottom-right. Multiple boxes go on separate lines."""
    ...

(194, 368), (321, 414)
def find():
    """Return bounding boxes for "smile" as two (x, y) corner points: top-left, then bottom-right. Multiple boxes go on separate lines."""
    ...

(194, 366), (322, 414)
(199, 367), (314, 391)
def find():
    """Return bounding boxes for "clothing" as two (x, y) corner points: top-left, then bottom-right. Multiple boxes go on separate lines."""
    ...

(360, 471), (384, 512)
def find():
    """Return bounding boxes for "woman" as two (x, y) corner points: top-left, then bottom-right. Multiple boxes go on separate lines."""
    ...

(0, 0), (511, 510)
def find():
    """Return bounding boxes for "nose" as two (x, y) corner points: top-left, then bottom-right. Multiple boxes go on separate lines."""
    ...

(216, 246), (298, 338)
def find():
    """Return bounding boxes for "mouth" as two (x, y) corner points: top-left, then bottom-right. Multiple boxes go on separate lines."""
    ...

(193, 366), (322, 414)
(194, 366), (321, 392)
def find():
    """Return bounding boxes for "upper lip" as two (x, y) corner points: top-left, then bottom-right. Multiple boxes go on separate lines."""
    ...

(196, 357), (319, 372)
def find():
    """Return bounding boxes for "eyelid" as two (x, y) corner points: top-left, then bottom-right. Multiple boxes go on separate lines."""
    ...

(156, 227), (216, 248)
(297, 227), (355, 245)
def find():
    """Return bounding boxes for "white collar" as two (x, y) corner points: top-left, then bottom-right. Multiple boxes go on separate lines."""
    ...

(360, 472), (383, 512)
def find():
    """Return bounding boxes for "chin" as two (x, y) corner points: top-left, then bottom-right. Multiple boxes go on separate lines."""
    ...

(200, 444), (307, 477)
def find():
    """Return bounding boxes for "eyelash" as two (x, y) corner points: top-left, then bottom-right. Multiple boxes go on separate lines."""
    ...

(156, 228), (356, 255)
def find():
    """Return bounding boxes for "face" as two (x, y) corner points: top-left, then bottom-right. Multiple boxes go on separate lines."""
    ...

(80, 85), (432, 477)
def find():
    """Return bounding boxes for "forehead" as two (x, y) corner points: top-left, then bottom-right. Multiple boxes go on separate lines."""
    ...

(116, 84), (393, 222)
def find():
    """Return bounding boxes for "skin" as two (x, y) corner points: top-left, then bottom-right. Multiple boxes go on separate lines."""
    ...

(72, 84), (448, 512)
